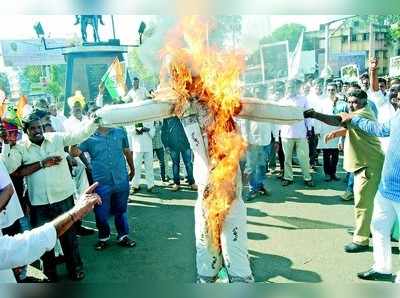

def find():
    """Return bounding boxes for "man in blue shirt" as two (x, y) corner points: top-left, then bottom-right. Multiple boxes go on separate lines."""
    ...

(75, 125), (136, 250)
(340, 84), (400, 283)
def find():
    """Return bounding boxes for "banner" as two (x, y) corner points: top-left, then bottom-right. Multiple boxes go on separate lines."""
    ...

(243, 65), (263, 86)
(340, 64), (359, 83)
(260, 41), (289, 82)
(288, 31), (304, 80)
(389, 56), (400, 78)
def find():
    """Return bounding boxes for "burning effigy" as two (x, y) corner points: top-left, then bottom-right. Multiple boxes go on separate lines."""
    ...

(96, 16), (303, 282)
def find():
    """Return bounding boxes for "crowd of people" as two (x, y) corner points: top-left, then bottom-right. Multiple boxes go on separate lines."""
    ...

(0, 57), (400, 284)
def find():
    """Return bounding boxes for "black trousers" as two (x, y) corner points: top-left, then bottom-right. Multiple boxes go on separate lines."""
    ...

(308, 129), (319, 165)
(30, 196), (82, 278)
(322, 149), (339, 177)
(277, 136), (285, 172)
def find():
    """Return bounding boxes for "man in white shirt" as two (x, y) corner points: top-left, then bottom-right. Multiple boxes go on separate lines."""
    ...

(280, 80), (314, 187)
(1, 110), (98, 281)
(123, 77), (148, 103)
(315, 83), (347, 181)
(306, 79), (324, 168)
(129, 121), (155, 193)
(0, 183), (101, 283)
(366, 58), (396, 152)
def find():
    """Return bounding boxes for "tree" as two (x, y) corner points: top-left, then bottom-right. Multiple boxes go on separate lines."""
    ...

(209, 15), (242, 47)
(0, 73), (11, 96)
(246, 23), (312, 66)
(260, 23), (309, 51)
(46, 65), (66, 101)
(23, 65), (42, 83)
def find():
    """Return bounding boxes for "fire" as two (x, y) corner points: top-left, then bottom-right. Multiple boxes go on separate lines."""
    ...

(159, 16), (247, 251)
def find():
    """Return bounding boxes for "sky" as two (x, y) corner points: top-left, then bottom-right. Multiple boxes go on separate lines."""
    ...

(0, 15), (347, 43)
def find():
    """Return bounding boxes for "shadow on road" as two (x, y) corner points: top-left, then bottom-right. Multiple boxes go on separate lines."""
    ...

(249, 249), (322, 283)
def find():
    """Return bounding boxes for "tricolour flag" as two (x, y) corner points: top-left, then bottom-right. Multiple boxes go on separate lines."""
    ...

(100, 58), (126, 101)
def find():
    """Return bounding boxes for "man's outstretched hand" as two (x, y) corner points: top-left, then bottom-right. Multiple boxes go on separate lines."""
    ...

(70, 182), (102, 220)
(303, 109), (316, 118)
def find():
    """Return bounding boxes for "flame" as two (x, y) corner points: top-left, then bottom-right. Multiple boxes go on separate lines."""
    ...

(160, 16), (247, 251)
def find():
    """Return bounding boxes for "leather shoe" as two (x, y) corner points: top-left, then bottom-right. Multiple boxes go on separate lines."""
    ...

(357, 268), (393, 281)
(344, 242), (369, 253)
(304, 180), (315, 187)
(281, 179), (293, 186)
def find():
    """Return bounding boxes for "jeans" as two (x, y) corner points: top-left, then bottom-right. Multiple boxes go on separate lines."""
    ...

(247, 144), (271, 193)
(154, 147), (166, 181)
(30, 196), (82, 277)
(346, 172), (354, 193)
(170, 148), (195, 185)
(95, 183), (130, 241)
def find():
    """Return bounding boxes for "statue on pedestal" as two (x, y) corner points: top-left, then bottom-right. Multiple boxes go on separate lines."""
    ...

(74, 15), (105, 43)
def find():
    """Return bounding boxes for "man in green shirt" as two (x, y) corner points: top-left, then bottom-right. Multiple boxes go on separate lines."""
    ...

(304, 89), (384, 253)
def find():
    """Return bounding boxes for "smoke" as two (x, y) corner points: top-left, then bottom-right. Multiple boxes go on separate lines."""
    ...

(135, 16), (179, 77)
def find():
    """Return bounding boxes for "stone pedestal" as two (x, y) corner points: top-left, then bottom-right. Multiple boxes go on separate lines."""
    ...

(62, 42), (130, 115)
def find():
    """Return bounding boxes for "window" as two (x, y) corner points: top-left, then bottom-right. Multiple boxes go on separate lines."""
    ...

(375, 50), (380, 58)
(362, 33), (369, 41)
(342, 35), (349, 43)
(397, 48), (400, 56)
(351, 34), (357, 42)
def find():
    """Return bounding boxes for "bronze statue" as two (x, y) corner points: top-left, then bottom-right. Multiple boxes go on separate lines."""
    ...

(74, 15), (105, 43)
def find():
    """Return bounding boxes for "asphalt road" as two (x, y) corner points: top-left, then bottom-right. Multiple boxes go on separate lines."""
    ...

(51, 161), (399, 283)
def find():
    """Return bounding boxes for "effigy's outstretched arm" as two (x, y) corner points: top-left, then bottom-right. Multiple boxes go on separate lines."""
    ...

(237, 97), (304, 125)
(95, 99), (175, 127)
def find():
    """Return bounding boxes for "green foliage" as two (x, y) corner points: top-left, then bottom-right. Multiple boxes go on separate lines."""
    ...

(209, 15), (242, 47)
(46, 65), (65, 100)
(0, 73), (11, 96)
(260, 23), (308, 51)
(23, 65), (42, 83)
(128, 48), (158, 88)
(247, 23), (312, 66)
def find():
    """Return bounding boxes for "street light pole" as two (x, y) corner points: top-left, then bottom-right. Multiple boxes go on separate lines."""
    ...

(111, 15), (116, 40)
(324, 23), (330, 75)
